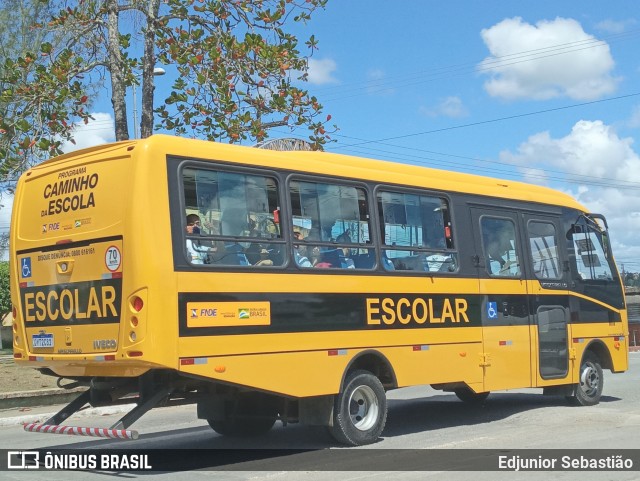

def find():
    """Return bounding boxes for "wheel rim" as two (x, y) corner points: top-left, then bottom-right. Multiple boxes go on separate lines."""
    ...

(580, 360), (600, 398)
(348, 385), (379, 431)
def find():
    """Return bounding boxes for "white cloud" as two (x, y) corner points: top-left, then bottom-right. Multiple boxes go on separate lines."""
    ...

(479, 17), (620, 100)
(627, 105), (640, 129)
(0, 194), (12, 220)
(500, 120), (640, 181)
(60, 113), (115, 153)
(499, 119), (640, 264)
(365, 69), (395, 96)
(420, 96), (468, 118)
(0, 194), (13, 261)
(520, 167), (549, 185)
(595, 19), (636, 34)
(367, 69), (385, 80)
(306, 58), (338, 85)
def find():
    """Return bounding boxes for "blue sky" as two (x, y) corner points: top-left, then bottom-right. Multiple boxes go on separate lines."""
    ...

(4, 1), (640, 271)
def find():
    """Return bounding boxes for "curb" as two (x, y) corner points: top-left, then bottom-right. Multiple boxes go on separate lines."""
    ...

(0, 387), (86, 410)
(0, 403), (136, 427)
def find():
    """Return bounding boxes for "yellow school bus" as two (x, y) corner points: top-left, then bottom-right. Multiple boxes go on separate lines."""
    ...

(10, 135), (628, 444)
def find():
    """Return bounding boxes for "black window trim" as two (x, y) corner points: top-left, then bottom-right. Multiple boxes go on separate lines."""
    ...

(285, 172), (379, 271)
(169, 156), (466, 277)
(373, 183), (460, 275)
(525, 218), (564, 281)
(478, 213), (523, 279)
(174, 156), (291, 270)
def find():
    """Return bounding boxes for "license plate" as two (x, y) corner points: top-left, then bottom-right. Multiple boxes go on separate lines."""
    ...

(32, 334), (54, 348)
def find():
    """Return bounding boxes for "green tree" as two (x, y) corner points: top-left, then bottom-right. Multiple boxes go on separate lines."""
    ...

(0, 0), (83, 191)
(0, 261), (10, 319)
(154, 0), (333, 146)
(0, 233), (8, 261)
(1, 0), (334, 186)
(625, 271), (637, 287)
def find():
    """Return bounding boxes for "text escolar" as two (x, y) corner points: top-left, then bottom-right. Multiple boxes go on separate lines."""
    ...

(366, 297), (470, 325)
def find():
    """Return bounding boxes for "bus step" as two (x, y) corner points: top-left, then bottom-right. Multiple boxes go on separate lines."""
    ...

(22, 382), (174, 440)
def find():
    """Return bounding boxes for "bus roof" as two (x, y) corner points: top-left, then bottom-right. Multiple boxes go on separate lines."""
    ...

(29, 134), (585, 211)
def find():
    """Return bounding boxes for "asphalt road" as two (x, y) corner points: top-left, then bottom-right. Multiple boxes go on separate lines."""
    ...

(1, 353), (639, 481)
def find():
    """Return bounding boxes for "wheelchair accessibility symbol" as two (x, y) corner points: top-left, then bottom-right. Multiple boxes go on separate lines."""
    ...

(21, 258), (32, 279)
(487, 301), (498, 319)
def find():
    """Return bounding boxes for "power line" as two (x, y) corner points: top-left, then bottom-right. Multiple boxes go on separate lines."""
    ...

(314, 28), (640, 102)
(329, 133), (640, 190)
(336, 143), (640, 192)
(304, 91), (640, 192)
(316, 29), (640, 100)
(329, 91), (640, 149)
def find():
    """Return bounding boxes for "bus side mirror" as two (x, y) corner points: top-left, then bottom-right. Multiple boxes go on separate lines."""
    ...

(566, 225), (576, 240)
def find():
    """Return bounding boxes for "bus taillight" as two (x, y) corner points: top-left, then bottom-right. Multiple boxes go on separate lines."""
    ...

(131, 296), (144, 312)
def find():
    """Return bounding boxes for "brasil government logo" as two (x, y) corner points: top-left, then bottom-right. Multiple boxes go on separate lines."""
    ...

(238, 308), (250, 320)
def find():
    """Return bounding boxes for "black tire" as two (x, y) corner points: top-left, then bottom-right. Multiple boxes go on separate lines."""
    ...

(454, 387), (490, 404)
(571, 352), (603, 406)
(328, 370), (387, 446)
(207, 394), (277, 437)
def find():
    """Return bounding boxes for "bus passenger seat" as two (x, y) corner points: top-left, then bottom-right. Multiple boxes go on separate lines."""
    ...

(352, 250), (375, 269)
(211, 243), (250, 266)
(319, 249), (342, 268)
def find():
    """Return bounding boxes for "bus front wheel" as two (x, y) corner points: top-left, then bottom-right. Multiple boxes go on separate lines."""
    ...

(569, 353), (603, 406)
(328, 370), (387, 446)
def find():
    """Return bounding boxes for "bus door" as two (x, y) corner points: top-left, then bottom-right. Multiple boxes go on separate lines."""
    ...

(470, 207), (532, 392)
(523, 214), (572, 387)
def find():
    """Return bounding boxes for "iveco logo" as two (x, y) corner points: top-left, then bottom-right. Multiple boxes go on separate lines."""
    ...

(93, 339), (117, 350)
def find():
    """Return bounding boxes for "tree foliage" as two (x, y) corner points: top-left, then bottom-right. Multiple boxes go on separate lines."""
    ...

(0, 0), (83, 190)
(155, 0), (332, 145)
(0, 261), (10, 319)
(625, 272), (640, 288)
(0, 0), (334, 188)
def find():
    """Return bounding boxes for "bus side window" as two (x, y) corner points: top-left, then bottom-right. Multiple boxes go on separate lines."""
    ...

(481, 217), (521, 277)
(378, 191), (457, 273)
(182, 167), (284, 267)
(288, 180), (373, 269)
(527, 221), (561, 280)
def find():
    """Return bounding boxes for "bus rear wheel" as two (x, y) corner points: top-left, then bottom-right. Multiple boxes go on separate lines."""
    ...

(328, 370), (387, 446)
(569, 353), (603, 406)
(207, 394), (277, 437)
(454, 387), (490, 404)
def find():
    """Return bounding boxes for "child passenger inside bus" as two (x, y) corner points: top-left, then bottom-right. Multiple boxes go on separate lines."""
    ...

(335, 230), (356, 269)
(185, 214), (213, 264)
(212, 207), (250, 266)
(293, 231), (313, 267)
